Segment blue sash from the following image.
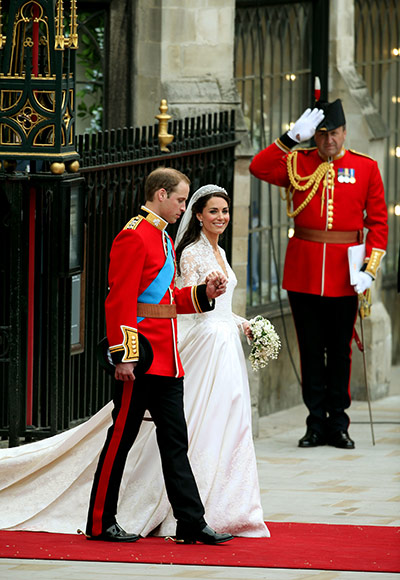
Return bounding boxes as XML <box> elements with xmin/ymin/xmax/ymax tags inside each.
<box><xmin>137</xmin><ymin>233</ymin><xmax>175</xmax><ymax>323</ymax></box>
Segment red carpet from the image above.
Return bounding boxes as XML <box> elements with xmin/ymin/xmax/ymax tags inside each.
<box><xmin>0</xmin><ymin>522</ymin><xmax>399</xmax><ymax>572</ymax></box>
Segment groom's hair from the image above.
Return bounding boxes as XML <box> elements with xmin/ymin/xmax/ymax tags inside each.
<box><xmin>144</xmin><ymin>167</ymin><xmax>190</xmax><ymax>201</ymax></box>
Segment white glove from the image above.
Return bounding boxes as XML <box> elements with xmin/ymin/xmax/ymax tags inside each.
<box><xmin>353</xmin><ymin>271</ymin><xmax>373</xmax><ymax>294</ymax></box>
<box><xmin>287</xmin><ymin>108</ymin><xmax>325</xmax><ymax>143</ymax></box>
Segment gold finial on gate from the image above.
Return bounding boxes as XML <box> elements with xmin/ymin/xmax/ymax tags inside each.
<box><xmin>55</xmin><ymin>0</ymin><xmax>65</xmax><ymax>50</ymax></box>
<box><xmin>68</xmin><ymin>0</ymin><xmax>79</xmax><ymax>49</ymax></box>
<box><xmin>55</xmin><ymin>1</ymin><xmax>78</xmax><ymax>50</ymax></box>
<box><xmin>155</xmin><ymin>99</ymin><xmax>174</xmax><ymax>152</ymax></box>
<box><xmin>0</xmin><ymin>0</ymin><xmax>6</xmax><ymax>49</ymax></box>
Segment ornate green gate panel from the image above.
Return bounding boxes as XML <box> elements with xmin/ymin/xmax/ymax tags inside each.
<box><xmin>0</xmin><ymin>0</ymin><xmax>79</xmax><ymax>171</ymax></box>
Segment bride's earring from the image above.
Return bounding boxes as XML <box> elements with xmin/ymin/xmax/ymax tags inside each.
<box><xmin>199</xmin><ymin>220</ymin><xmax>203</xmax><ymax>227</ymax></box>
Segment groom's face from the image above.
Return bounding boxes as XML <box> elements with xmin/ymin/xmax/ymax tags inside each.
<box><xmin>159</xmin><ymin>180</ymin><xmax>190</xmax><ymax>224</ymax></box>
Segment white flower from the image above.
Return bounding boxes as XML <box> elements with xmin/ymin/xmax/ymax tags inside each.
<box><xmin>248</xmin><ymin>315</ymin><xmax>281</xmax><ymax>371</ymax></box>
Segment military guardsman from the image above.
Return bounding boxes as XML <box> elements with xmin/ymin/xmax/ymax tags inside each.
<box><xmin>86</xmin><ymin>167</ymin><xmax>233</xmax><ymax>544</ymax></box>
<box><xmin>250</xmin><ymin>99</ymin><xmax>388</xmax><ymax>449</ymax></box>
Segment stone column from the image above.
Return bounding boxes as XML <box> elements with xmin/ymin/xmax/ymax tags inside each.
<box><xmin>104</xmin><ymin>0</ymin><xmax>136</xmax><ymax>129</ymax></box>
<box><xmin>159</xmin><ymin>0</ymin><xmax>236</xmax><ymax>117</ymax></box>
<box><xmin>131</xmin><ymin>0</ymin><xmax>162</xmax><ymax>126</ymax></box>
<box><xmin>330</xmin><ymin>0</ymin><xmax>391</xmax><ymax>400</ymax></box>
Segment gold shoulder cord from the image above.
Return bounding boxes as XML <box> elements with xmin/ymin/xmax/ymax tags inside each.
<box><xmin>283</xmin><ymin>151</ymin><xmax>334</xmax><ymax>218</ymax></box>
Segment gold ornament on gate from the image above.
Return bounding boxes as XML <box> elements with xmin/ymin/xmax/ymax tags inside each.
<box><xmin>67</xmin><ymin>160</ymin><xmax>80</xmax><ymax>173</ymax></box>
<box><xmin>50</xmin><ymin>162</ymin><xmax>65</xmax><ymax>175</ymax></box>
<box><xmin>155</xmin><ymin>99</ymin><xmax>174</xmax><ymax>152</ymax></box>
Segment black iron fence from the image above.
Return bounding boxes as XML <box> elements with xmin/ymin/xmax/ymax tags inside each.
<box><xmin>0</xmin><ymin>110</ymin><xmax>238</xmax><ymax>446</ymax></box>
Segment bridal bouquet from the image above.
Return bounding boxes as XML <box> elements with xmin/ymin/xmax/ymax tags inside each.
<box><xmin>248</xmin><ymin>315</ymin><xmax>281</xmax><ymax>371</ymax></box>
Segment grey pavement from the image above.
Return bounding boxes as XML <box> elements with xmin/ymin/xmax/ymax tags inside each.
<box><xmin>1</xmin><ymin>367</ymin><xmax>399</xmax><ymax>580</ymax></box>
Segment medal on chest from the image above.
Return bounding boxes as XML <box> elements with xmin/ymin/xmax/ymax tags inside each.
<box><xmin>337</xmin><ymin>168</ymin><xmax>356</xmax><ymax>184</ymax></box>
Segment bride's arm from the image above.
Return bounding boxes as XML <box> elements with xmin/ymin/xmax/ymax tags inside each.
<box><xmin>177</xmin><ymin>246</ymin><xmax>204</xmax><ymax>287</ymax></box>
<box><xmin>176</xmin><ymin>247</ymin><xmax>202</xmax><ymax>344</ymax></box>
<box><xmin>232</xmin><ymin>313</ymin><xmax>253</xmax><ymax>340</ymax></box>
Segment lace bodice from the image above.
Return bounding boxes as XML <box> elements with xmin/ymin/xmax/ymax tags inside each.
<box><xmin>176</xmin><ymin>232</ymin><xmax>245</xmax><ymax>328</ymax></box>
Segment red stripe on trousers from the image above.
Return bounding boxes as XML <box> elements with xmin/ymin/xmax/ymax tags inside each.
<box><xmin>91</xmin><ymin>382</ymin><xmax>133</xmax><ymax>536</ymax></box>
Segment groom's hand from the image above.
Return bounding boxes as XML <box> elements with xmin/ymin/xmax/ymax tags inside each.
<box><xmin>205</xmin><ymin>271</ymin><xmax>227</xmax><ymax>299</ymax></box>
<box><xmin>115</xmin><ymin>361</ymin><xmax>137</xmax><ymax>382</ymax></box>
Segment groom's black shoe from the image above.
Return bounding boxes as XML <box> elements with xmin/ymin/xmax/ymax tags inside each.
<box><xmin>298</xmin><ymin>428</ymin><xmax>326</xmax><ymax>448</ymax></box>
<box><xmin>175</xmin><ymin>523</ymin><xmax>233</xmax><ymax>545</ymax></box>
<box><xmin>87</xmin><ymin>522</ymin><xmax>140</xmax><ymax>542</ymax></box>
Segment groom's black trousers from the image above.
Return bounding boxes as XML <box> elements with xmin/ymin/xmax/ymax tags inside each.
<box><xmin>86</xmin><ymin>374</ymin><xmax>206</xmax><ymax>536</ymax></box>
<box><xmin>288</xmin><ymin>291</ymin><xmax>358</xmax><ymax>436</ymax></box>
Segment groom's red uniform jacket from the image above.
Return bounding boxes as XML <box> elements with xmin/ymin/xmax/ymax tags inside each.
<box><xmin>105</xmin><ymin>206</ymin><xmax>213</xmax><ymax>378</ymax></box>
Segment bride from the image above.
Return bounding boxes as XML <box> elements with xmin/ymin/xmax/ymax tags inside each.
<box><xmin>0</xmin><ymin>185</ymin><xmax>269</xmax><ymax>539</ymax></box>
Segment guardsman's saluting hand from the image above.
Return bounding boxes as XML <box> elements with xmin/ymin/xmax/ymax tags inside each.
<box><xmin>287</xmin><ymin>107</ymin><xmax>325</xmax><ymax>143</ymax></box>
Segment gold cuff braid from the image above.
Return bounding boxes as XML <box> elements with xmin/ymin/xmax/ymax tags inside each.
<box><xmin>121</xmin><ymin>325</ymin><xmax>139</xmax><ymax>361</ymax></box>
<box><xmin>109</xmin><ymin>325</ymin><xmax>139</xmax><ymax>362</ymax></box>
<box><xmin>364</xmin><ymin>248</ymin><xmax>386</xmax><ymax>279</ymax></box>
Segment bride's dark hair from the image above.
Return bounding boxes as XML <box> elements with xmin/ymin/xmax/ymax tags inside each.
<box><xmin>175</xmin><ymin>191</ymin><xmax>230</xmax><ymax>275</ymax></box>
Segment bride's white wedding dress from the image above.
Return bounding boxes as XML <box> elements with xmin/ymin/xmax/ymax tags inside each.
<box><xmin>0</xmin><ymin>232</ymin><xmax>269</xmax><ymax>538</ymax></box>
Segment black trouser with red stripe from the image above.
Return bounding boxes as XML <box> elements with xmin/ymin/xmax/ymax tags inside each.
<box><xmin>288</xmin><ymin>291</ymin><xmax>358</xmax><ymax>437</ymax></box>
<box><xmin>86</xmin><ymin>374</ymin><xmax>206</xmax><ymax>537</ymax></box>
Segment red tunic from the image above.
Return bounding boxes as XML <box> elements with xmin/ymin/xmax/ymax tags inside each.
<box><xmin>249</xmin><ymin>139</ymin><xmax>388</xmax><ymax>297</ymax></box>
<box><xmin>105</xmin><ymin>207</ymin><xmax>213</xmax><ymax>377</ymax></box>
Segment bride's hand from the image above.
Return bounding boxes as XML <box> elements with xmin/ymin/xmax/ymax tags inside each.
<box><xmin>242</xmin><ymin>321</ymin><xmax>253</xmax><ymax>340</ymax></box>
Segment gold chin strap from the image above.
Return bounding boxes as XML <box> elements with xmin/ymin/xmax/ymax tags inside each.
<box><xmin>364</xmin><ymin>248</ymin><xmax>386</xmax><ymax>279</ymax></box>
<box><xmin>284</xmin><ymin>151</ymin><xmax>334</xmax><ymax>218</ymax></box>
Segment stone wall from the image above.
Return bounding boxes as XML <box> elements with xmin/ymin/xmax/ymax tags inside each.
<box><xmin>131</xmin><ymin>0</ymin><xmax>162</xmax><ymax>126</ymax></box>
<box><xmin>131</xmin><ymin>0</ymin><xmax>238</xmax><ymax>126</ymax></box>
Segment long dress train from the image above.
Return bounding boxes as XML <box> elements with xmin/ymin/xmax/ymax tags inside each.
<box><xmin>0</xmin><ymin>231</ymin><xmax>269</xmax><ymax>538</ymax></box>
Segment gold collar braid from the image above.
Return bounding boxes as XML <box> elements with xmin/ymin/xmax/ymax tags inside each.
<box><xmin>283</xmin><ymin>151</ymin><xmax>334</xmax><ymax>218</ymax></box>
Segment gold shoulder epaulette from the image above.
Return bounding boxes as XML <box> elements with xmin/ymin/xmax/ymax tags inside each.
<box><xmin>124</xmin><ymin>215</ymin><xmax>144</xmax><ymax>230</ymax></box>
<box><xmin>349</xmin><ymin>149</ymin><xmax>375</xmax><ymax>161</ymax></box>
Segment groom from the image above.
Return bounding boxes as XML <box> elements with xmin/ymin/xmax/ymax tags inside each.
<box><xmin>86</xmin><ymin>167</ymin><xmax>233</xmax><ymax>544</ymax></box>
